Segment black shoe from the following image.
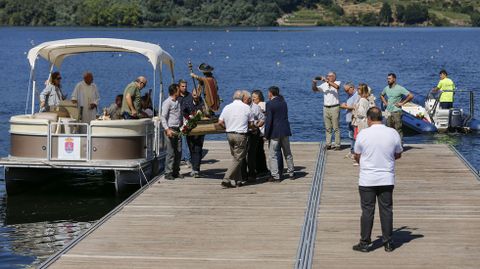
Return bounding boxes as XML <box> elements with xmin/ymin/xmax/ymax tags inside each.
<box><xmin>237</xmin><ymin>180</ymin><xmax>247</xmax><ymax>187</ymax></box>
<box><xmin>352</xmin><ymin>242</ymin><xmax>370</xmax><ymax>253</ymax></box>
<box><xmin>384</xmin><ymin>241</ymin><xmax>395</xmax><ymax>252</ymax></box>
<box><xmin>164</xmin><ymin>174</ymin><xmax>175</xmax><ymax>180</ymax></box>
<box><xmin>334</xmin><ymin>146</ymin><xmax>341</xmax><ymax>151</ymax></box>
<box><xmin>173</xmin><ymin>173</ymin><xmax>184</xmax><ymax>179</ymax></box>
<box><xmin>221</xmin><ymin>180</ymin><xmax>235</xmax><ymax>188</ymax></box>
<box><xmin>288</xmin><ymin>172</ymin><xmax>295</xmax><ymax>180</ymax></box>
<box><xmin>270</xmin><ymin>177</ymin><xmax>282</xmax><ymax>183</ymax></box>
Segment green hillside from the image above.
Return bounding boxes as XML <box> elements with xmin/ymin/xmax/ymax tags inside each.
<box><xmin>0</xmin><ymin>0</ymin><xmax>479</xmax><ymax>27</ymax></box>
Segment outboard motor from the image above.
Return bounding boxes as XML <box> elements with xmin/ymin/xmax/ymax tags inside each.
<box><xmin>449</xmin><ymin>108</ymin><xmax>463</xmax><ymax>128</ymax></box>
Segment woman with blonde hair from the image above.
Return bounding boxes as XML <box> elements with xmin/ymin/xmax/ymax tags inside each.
<box><xmin>353</xmin><ymin>83</ymin><xmax>376</xmax><ymax>138</ymax></box>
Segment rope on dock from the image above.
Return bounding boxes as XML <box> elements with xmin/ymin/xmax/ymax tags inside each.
<box><xmin>448</xmin><ymin>145</ymin><xmax>480</xmax><ymax>182</ymax></box>
<box><xmin>294</xmin><ymin>142</ymin><xmax>327</xmax><ymax>269</ymax></box>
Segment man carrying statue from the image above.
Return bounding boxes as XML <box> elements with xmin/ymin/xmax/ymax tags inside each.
<box><xmin>189</xmin><ymin>63</ymin><xmax>221</xmax><ymax>115</ymax></box>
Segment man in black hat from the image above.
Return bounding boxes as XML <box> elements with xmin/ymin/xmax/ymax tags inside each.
<box><xmin>190</xmin><ymin>63</ymin><xmax>221</xmax><ymax>114</ymax></box>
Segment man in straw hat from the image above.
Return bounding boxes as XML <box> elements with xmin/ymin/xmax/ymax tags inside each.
<box><xmin>190</xmin><ymin>63</ymin><xmax>221</xmax><ymax>114</ymax></box>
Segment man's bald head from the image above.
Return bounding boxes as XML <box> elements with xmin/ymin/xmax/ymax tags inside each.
<box><xmin>135</xmin><ymin>76</ymin><xmax>147</xmax><ymax>89</ymax></box>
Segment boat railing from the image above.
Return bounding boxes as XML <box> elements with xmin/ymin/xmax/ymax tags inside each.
<box><xmin>48</xmin><ymin>122</ymin><xmax>90</xmax><ymax>161</ymax></box>
<box><xmin>46</xmin><ymin>119</ymin><xmax>157</xmax><ymax>162</ymax></box>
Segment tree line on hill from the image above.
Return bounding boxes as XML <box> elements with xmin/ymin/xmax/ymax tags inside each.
<box><xmin>0</xmin><ymin>0</ymin><xmax>320</xmax><ymax>27</ymax></box>
<box><xmin>0</xmin><ymin>0</ymin><xmax>479</xmax><ymax>27</ymax></box>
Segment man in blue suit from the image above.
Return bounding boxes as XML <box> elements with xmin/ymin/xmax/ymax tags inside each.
<box><xmin>265</xmin><ymin>86</ymin><xmax>295</xmax><ymax>181</ymax></box>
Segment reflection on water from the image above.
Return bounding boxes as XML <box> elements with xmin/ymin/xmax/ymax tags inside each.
<box><xmin>0</xmin><ymin>171</ymin><xmax>130</xmax><ymax>268</ymax></box>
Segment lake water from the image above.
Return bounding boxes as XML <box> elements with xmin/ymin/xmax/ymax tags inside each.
<box><xmin>1</xmin><ymin>27</ymin><xmax>480</xmax><ymax>268</ymax></box>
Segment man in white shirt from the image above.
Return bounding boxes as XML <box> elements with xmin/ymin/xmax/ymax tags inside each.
<box><xmin>312</xmin><ymin>72</ymin><xmax>341</xmax><ymax>150</ymax></box>
<box><xmin>352</xmin><ymin>107</ymin><xmax>403</xmax><ymax>253</ymax></box>
<box><xmin>218</xmin><ymin>90</ymin><xmax>254</xmax><ymax>188</ymax></box>
<box><xmin>72</xmin><ymin>71</ymin><xmax>100</xmax><ymax>124</ymax></box>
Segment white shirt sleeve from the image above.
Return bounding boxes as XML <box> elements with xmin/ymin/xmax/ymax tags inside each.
<box><xmin>219</xmin><ymin>107</ymin><xmax>226</xmax><ymax>121</ymax></box>
<box><xmin>161</xmin><ymin>100</ymin><xmax>170</xmax><ymax>130</ymax></box>
<box><xmin>317</xmin><ymin>83</ymin><xmax>328</xmax><ymax>92</ymax></box>
<box><xmin>71</xmin><ymin>83</ymin><xmax>80</xmax><ymax>101</ymax></box>
<box><xmin>394</xmin><ymin>131</ymin><xmax>403</xmax><ymax>153</ymax></box>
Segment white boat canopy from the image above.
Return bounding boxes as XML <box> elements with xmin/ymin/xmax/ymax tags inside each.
<box><xmin>27</xmin><ymin>38</ymin><xmax>174</xmax><ymax>71</ymax></box>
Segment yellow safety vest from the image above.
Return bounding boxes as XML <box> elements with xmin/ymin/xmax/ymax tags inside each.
<box><xmin>437</xmin><ymin>78</ymin><xmax>455</xmax><ymax>103</ymax></box>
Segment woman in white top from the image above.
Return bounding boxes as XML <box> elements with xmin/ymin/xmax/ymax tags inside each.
<box><xmin>353</xmin><ymin>83</ymin><xmax>376</xmax><ymax>135</ymax></box>
<box><xmin>39</xmin><ymin>71</ymin><xmax>65</xmax><ymax>112</ymax></box>
<box><xmin>252</xmin><ymin>90</ymin><xmax>269</xmax><ymax>175</ymax></box>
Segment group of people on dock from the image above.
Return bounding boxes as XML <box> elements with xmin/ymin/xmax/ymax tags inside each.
<box><xmin>313</xmin><ymin>70</ymin><xmax>455</xmax><ymax>164</ymax></box>
<box><xmin>312</xmin><ymin>69</ymin><xmax>455</xmax><ymax>253</ymax></box>
<box><xmin>160</xmin><ymin>63</ymin><xmax>294</xmax><ymax>186</ymax></box>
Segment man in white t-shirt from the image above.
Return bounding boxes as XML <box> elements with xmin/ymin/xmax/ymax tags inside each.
<box><xmin>218</xmin><ymin>90</ymin><xmax>254</xmax><ymax>188</ymax></box>
<box><xmin>312</xmin><ymin>72</ymin><xmax>341</xmax><ymax>150</ymax></box>
<box><xmin>352</xmin><ymin>106</ymin><xmax>403</xmax><ymax>253</ymax></box>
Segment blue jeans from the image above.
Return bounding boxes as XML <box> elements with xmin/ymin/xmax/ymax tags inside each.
<box><xmin>181</xmin><ymin>137</ymin><xmax>191</xmax><ymax>161</ymax></box>
<box><xmin>348</xmin><ymin>122</ymin><xmax>355</xmax><ymax>153</ymax></box>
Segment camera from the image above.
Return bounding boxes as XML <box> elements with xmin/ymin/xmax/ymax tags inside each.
<box><xmin>315</xmin><ymin>76</ymin><xmax>324</xmax><ymax>81</ymax></box>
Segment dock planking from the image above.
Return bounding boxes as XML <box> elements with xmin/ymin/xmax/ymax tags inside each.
<box><xmin>43</xmin><ymin>142</ymin><xmax>480</xmax><ymax>268</ymax></box>
<box><xmin>46</xmin><ymin>141</ymin><xmax>319</xmax><ymax>269</ymax></box>
<box><xmin>313</xmin><ymin>144</ymin><xmax>480</xmax><ymax>269</ymax></box>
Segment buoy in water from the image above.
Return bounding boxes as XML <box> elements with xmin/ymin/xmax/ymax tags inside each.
<box><xmin>276</xmin><ymin>61</ymin><xmax>281</xmax><ymax>66</ymax></box>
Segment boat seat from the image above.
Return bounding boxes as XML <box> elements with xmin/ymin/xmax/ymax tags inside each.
<box><xmin>32</xmin><ymin>112</ymin><xmax>58</xmax><ymax>122</ymax></box>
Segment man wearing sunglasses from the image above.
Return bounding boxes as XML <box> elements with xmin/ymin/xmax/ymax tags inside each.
<box><xmin>121</xmin><ymin>76</ymin><xmax>147</xmax><ymax>119</ymax></box>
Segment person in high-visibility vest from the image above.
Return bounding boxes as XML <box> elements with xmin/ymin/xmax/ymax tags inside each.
<box><xmin>432</xmin><ymin>69</ymin><xmax>455</xmax><ymax>109</ymax></box>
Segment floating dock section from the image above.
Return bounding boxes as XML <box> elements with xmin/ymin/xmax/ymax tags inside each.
<box><xmin>40</xmin><ymin>142</ymin><xmax>480</xmax><ymax>269</ymax></box>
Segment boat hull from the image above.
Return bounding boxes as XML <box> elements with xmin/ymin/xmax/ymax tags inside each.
<box><xmin>401</xmin><ymin>112</ymin><xmax>438</xmax><ymax>134</ymax></box>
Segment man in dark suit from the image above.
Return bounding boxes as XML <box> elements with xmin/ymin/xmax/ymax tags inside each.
<box><xmin>265</xmin><ymin>86</ymin><xmax>295</xmax><ymax>182</ymax></box>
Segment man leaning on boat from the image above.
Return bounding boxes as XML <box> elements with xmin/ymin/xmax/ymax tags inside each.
<box><xmin>121</xmin><ymin>76</ymin><xmax>147</xmax><ymax>119</ymax></box>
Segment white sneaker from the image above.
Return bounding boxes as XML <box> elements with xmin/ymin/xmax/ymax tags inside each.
<box><xmin>353</xmin><ymin>162</ymin><xmax>359</xmax><ymax>166</ymax></box>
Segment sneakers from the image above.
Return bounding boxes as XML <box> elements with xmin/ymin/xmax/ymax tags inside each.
<box><xmin>352</xmin><ymin>242</ymin><xmax>370</xmax><ymax>253</ymax></box>
<box><xmin>221</xmin><ymin>179</ymin><xmax>236</xmax><ymax>188</ymax></box>
<box><xmin>334</xmin><ymin>145</ymin><xmax>341</xmax><ymax>151</ymax></box>
<box><xmin>190</xmin><ymin>171</ymin><xmax>200</xmax><ymax>178</ymax></box>
<box><xmin>288</xmin><ymin>171</ymin><xmax>295</xmax><ymax>180</ymax></box>
<box><xmin>353</xmin><ymin>162</ymin><xmax>359</xmax><ymax>166</ymax></box>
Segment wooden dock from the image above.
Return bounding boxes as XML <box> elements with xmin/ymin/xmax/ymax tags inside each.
<box><xmin>42</xmin><ymin>142</ymin><xmax>480</xmax><ymax>269</ymax></box>
<box><xmin>313</xmin><ymin>144</ymin><xmax>480</xmax><ymax>269</ymax></box>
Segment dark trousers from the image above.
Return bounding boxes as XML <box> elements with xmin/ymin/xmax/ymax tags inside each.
<box><xmin>242</xmin><ymin>133</ymin><xmax>258</xmax><ymax>180</ymax></box>
<box><xmin>359</xmin><ymin>185</ymin><xmax>394</xmax><ymax>244</ymax></box>
<box><xmin>164</xmin><ymin>133</ymin><xmax>182</xmax><ymax>176</ymax></box>
<box><xmin>187</xmin><ymin>135</ymin><xmax>205</xmax><ymax>172</ymax></box>
<box><xmin>440</xmin><ymin>102</ymin><xmax>453</xmax><ymax>109</ymax></box>
<box><xmin>255</xmin><ymin>136</ymin><xmax>269</xmax><ymax>174</ymax></box>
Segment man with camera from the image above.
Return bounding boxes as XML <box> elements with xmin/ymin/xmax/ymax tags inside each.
<box><xmin>312</xmin><ymin>72</ymin><xmax>341</xmax><ymax>150</ymax></box>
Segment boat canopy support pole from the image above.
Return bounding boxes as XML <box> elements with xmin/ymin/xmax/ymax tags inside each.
<box><xmin>152</xmin><ymin>66</ymin><xmax>156</xmax><ymax>112</ymax></box>
<box><xmin>158</xmin><ymin>65</ymin><xmax>163</xmax><ymax>116</ymax></box>
<box><xmin>27</xmin><ymin>68</ymin><xmax>34</xmax><ymax>114</ymax></box>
